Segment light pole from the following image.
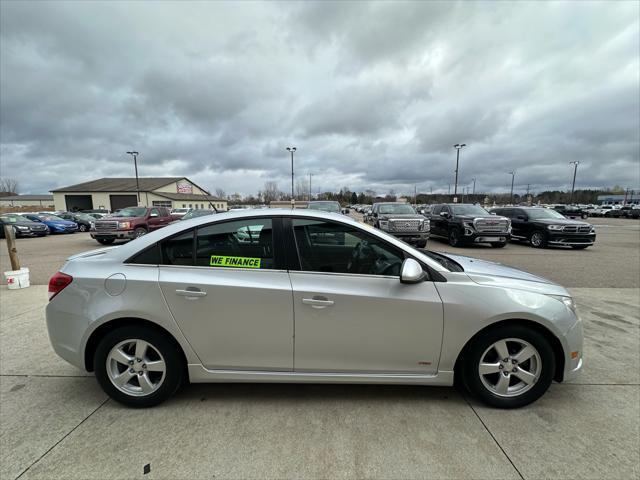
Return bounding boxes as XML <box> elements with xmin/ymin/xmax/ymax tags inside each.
<box><xmin>126</xmin><ymin>151</ymin><xmax>140</xmax><ymax>204</ymax></box>
<box><xmin>453</xmin><ymin>144</ymin><xmax>466</xmax><ymax>201</ymax></box>
<box><xmin>286</xmin><ymin>147</ymin><xmax>296</xmax><ymax>202</ymax></box>
<box><xmin>569</xmin><ymin>161</ymin><xmax>579</xmax><ymax>204</ymax></box>
<box><xmin>508</xmin><ymin>171</ymin><xmax>516</xmax><ymax>205</ymax></box>
<box><xmin>308</xmin><ymin>173</ymin><xmax>313</xmax><ymax>201</ymax></box>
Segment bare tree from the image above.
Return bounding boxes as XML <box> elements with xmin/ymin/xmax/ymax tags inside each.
<box><xmin>295</xmin><ymin>178</ymin><xmax>307</xmax><ymax>200</ymax></box>
<box><xmin>0</xmin><ymin>177</ymin><xmax>18</xmax><ymax>196</ymax></box>
<box><xmin>261</xmin><ymin>181</ymin><xmax>280</xmax><ymax>203</ymax></box>
<box><xmin>214</xmin><ymin>188</ymin><xmax>226</xmax><ymax>199</ymax></box>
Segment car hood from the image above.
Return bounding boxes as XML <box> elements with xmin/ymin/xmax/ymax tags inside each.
<box><xmin>530</xmin><ymin>218</ymin><xmax>590</xmax><ymax>226</ymax></box>
<box><xmin>6</xmin><ymin>221</ymin><xmax>42</xmax><ymax>228</ymax></box>
<box><xmin>378</xmin><ymin>213</ymin><xmax>424</xmax><ymax>220</ymax></box>
<box><xmin>441</xmin><ymin>252</ymin><xmax>569</xmax><ymax>296</ymax></box>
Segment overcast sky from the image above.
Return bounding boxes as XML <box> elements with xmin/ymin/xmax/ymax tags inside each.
<box><xmin>1</xmin><ymin>1</ymin><xmax>639</xmax><ymax>197</ymax></box>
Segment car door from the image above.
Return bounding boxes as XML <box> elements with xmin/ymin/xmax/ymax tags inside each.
<box><xmin>158</xmin><ymin>217</ymin><xmax>294</xmax><ymax>371</ymax></box>
<box><xmin>287</xmin><ymin>217</ymin><xmax>444</xmax><ymax>374</ymax></box>
<box><xmin>146</xmin><ymin>208</ymin><xmax>164</xmax><ymax>231</ymax></box>
<box><xmin>509</xmin><ymin>209</ymin><xmax>528</xmax><ymax>239</ymax></box>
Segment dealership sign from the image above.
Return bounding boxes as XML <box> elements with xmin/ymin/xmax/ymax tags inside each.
<box><xmin>177</xmin><ymin>182</ymin><xmax>192</xmax><ymax>194</ymax></box>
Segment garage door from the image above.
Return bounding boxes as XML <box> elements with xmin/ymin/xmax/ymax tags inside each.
<box><xmin>65</xmin><ymin>195</ymin><xmax>93</xmax><ymax>212</ymax></box>
<box><xmin>110</xmin><ymin>195</ymin><xmax>138</xmax><ymax>211</ymax></box>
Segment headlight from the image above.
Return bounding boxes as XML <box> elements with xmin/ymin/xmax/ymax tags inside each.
<box><xmin>548</xmin><ymin>295</ymin><xmax>577</xmax><ymax>313</ymax></box>
<box><xmin>548</xmin><ymin>225</ymin><xmax>564</xmax><ymax>231</ymax></box>
<box><xmin>590</xmin><ymin>226</ymin><xmax>596</xmax><ymax>233</ymax></box>
<box><xmin>378</xmin><ymin>220</ymin><xmax>389</xmax><ymax>230</ymax></box>
<box><xmin>118</xmin><ymin>221</ymin><xmax>131</xmax><ymax>229</ymax></box>
<box><xmin>423</xmin><ymin>219</ymin><xmax>430</xmax><ymax>230</ymax></box>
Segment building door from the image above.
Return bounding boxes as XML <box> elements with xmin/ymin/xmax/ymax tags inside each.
<box><xmin>64</xmin><ymin>195</ymin><xmax>93</xmax><ymax>212</ymax></box>
<box><xmin>109</xmin><ymin>195</ymin><xmax>138</xmax><ymax>211</ymax></box>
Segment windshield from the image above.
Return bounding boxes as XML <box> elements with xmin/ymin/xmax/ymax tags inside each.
<box><xmin>37</xmin><ymin>214</ymin><xmax>64</xmax><ymax>221</ymax></box>
<box><xmin>422</xmin><ymin>251</ymin><xmax>464</xmax><ymax>272</ymax></box>
<box><xmin>112</xmin><ymin>207</ymin><xmax>147</xmax><ymax>217</ymax></box>
<box><xmin>526</xmin><ymin>208</ymin><xmax>566</xmax><ymax>219</ymax></box>
<box><xmin>451</xmin><ymin>205</ymin><xmax>489</xmax><ymax>216</ymax></box>
<box><xmin>308</xmin><ymin>202</ymin><xmax>341</xmax><ymax>213</ymax></box>
<box><xmin>378</xmin><ymin>204</ymin><xmax>416</xmax><ymax>214</ymax></box>
<box><xmin>182</xmin><ymin>209</ymin><xmax>215</xmax><ymax>220</ymax></box>
<box><xmin>1</xmin><ymin>215</ymin><xmax>29</xmax><ymax>223</ymax></box>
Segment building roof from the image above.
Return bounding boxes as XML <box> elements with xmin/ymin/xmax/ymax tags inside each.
<box><xmin>154</xmin><ymin>192</ymin><xmax>225</xmax><ymax>202</ymax></box>
<box><xmin>51</xmin><ymin>177</ymin><xmax>185</xmax><ymax>193</ymax></box>
<box><xmin>0</xmin><ymin>194</ymin><xmax>53</xmax><ymax>201</ymax></box>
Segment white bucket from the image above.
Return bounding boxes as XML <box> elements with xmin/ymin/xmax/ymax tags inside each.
<box><xmin>4</xmin><ymin>268</ymin><xmax>30</xmax><ymax>289</ymax></box>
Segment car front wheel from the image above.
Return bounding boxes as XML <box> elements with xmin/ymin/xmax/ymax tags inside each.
<box><xmin>529</xmin><ymin>230</ymin><xmax>548</xmax><ymax>248</ymax></box>
<box><xmin>461</xmin><ymin>325</ymin><xmax>555</xmax><ymax>408</ymax></box>
<box><xmin>134</xmin><ymin>227</ymin><xmax>147</xmax><ymax>238</ymax></box>
<box><xmin>94</xmin><ymin>326</ymin><xmax>183</xmax><ymax>407</ymax></box>
<box><xmin>448</xmin><ymin>227</ymin><xmax>462</xmax><ymax>247</ymax></box>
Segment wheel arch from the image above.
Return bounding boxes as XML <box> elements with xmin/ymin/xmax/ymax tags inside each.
<box><xmin>453</xmin><ymin>318</ymin><xmax>566</xmax><ymax>383</ymax></box>
<box><xmin>84</xmin><ymin>317</ymin><xmax>188</xmax><ymax>375</ymax></box>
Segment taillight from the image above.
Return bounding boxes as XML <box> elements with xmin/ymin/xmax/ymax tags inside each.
<box><xmin>48</xmin><ymin>272</ymin><xmax>73</xmax><ymax>300</ymax></box>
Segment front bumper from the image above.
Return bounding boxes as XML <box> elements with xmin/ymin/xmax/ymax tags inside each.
<box><xmin>562</xmin><ymin>316</ymin><xmax>584</xmax><ymax>381</ymax></box>
<box><xmin>462</xmin><ymin>228</ymin><xmax>510</xmax><ymax>243</ymax></box>
<box><xmin>91</xmin><ymin>230</ymin><xmax>136</xmax><ymax>240</ymax></box>
<box><xmin>383</xmin><ymin>231</ymin><xmax>430</xmax><ymax>244</ymax></box>
<box><xmin>547</xmin><ymin>232</ymin><xmax>596</xmax><ymax>246</ymax></box>
<box><xmin>15</xmin><ymin>229</ymin><xmax>48</xmax><ymax>237</ymax></box>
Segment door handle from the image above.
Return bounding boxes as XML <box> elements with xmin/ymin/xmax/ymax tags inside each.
<box><xmin>175</xmin><ymin>288</ymin><xmax>207</xmax><ymax>298</ymax></box>
<box><xmin>302</xmin><ymin>297</ymin><xmax>334</xmax><ymax>308</ymax></box>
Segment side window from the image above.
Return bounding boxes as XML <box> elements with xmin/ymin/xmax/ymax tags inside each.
<box><xmin>195</xmin><ymin>218</ymin><xmax>274</xmax><ymax>269</ymax></box>
<box><xmin>160</xmin><ymin>229</ymin><xmax>194</xmax><ymax>266</ymax></box>
<box><xmin>432</xmin><ymin>205</ymin><xmax>441</xmax><ymax>215</ymax></box>
<box><xmin>150</xmin><ymin>208</ymin><xmax>160</xmax><ymax>217</ymax></box>
<box><xmin>128</xmin><ymin>244</ymin><xmax>161</xmax><ymax>264</ymax></box>
<box><xmin>292</xmin><ymin>219</ymin><xmax>404</xmax><ymax>276</ymax></box>
<box><xmin>442</xmin><ymin>206</ymin><xmax>451</xmax><ymax>215</ymax></box>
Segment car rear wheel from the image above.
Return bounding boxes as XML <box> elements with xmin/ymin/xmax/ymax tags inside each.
<box><xmin>529</xmin><ymin>230</ymin><xmax>547</xmax><ymax>248</ymax></box>
<box><xmin>461</xmin><ymin>325</ymin><xmax>555</xmax><ymax>408</ymax></box>
<box><xmin>96</xmin><ymin>238</ymin><xmax>115</xmax><ymax>245</ymax></box>
<box><xmin>448</xmin><ymin>227</ymin><xmax>462</xmax><ymax>247</ymax></box>
<box><xmin>415</xmin><ymin>240</ymin><xmax>427</xmax><ymax>248</ymax></box>
<box><xmin>94</xmin><ymin>326</ymin><xmax>183</xmax><ymax>407</ymax></box>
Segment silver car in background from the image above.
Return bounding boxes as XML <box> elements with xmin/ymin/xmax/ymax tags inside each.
<box><xmin>46</xmin><ymin>209</ymin><xmax>582</xmax><ymax>408</ymax></box>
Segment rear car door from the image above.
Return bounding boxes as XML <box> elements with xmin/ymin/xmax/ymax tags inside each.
<box><xmin>158</xmin><ymin>217</ymin><xmax>294</xmax><ymax>370</ymax></box>
<box><xmin>287</xmin><ymin>217</ymin><xmax>444</xmax><ymax>374</ymax></box>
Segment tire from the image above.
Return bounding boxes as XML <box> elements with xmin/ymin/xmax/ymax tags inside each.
<box><xmin>491</xmin><ymin>242</ymin><xmax>507</xmax><ymax>248</ymax></box>
<box><xmin>571</xmin><ymin>245</ymin><xmax>589</xmax><ymax>249</ymax></box>
<box><xmin>78</xmin><ymin>224</ymin><xmax>88</xmax><ymax>232</ymax></box>
<box><xmin>415</xmin><ymin>240</ymin><xmax>427</xmax><ymax>249</ymax></box>
<box><xmin>448</xmin><ymin>227</ymin><xmax>462</xmax><ymax>247</ymax></box>
<box><xmin>460</xmin><ymin>325</ymin><xmax>555</xmax><ymax>408</ymax></box>
<box><xmin>529</xmin><ymin>230</ymin><xmax>548</xmax><ymax>248</ymax></box>
<box><xmin>96</xmin><ymin>238</ymin><xmax>115</xmax><ymax>245</ymax></box>
<box><xmin>134</xmin><ymin>227</ymin><xmax>147</xmax><ymax>238</ymax></box>
<box><xmin>94</xmin><ymin>325</ymin><xmax>184</xmax><ymax>408</ymax></box>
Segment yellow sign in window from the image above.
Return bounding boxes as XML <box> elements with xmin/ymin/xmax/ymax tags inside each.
<box><xmin>209</xmin><ymin>255</ymin><xmax>261</xmax><ymax>269</ymax></box>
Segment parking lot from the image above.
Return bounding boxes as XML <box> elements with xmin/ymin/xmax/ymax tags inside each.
<box><xmin>1</xmin><ymin>217</ymin><xmax>638</xmax><ymax>479</ymax></box>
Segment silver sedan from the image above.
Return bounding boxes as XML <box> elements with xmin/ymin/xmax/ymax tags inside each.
<box><xmin>46</xmin><ymin>209</ymin><xmax>582</xmax><ymax>408</ymax></box>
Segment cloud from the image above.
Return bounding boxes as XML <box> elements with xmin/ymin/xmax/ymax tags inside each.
<box><xmin>1</xmin><ymin>0</ymin><xmax>638</xmax><ymax>197</ymax></box>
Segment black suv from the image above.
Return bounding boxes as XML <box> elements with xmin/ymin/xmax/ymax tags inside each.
<box><xmin>367</xmin><ymin>202</ymin><xmax>429</xmax><ymax>248</ymax></box>
<box><xmin>551</xmin><ymin>205</ymin><xmax>587</xmax><ymax>219</ymax></box>
<box><xmin>429</xmin><ymin>204</ymin><xmax>510</xmax><ymax>247</ymax></box>
<box><xmin>491</xmin><ymin>206</ymin><xmax>596</xmax><ymax>249</ymax></box>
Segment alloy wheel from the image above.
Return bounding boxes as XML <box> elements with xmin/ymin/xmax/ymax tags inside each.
<box><xmin>530</xmin><ymin>232</ymin><xmax>544</xmax><ymax>247</ymax></box>
<box><xmin>478</xmin><ymin>338</ymin><xmax>541</xmax><ymax>397</ymax></box>
<box><xmin>106</xmin><ymin>339</ymin><xmax>166</xmax><ymax>396</ymax></box>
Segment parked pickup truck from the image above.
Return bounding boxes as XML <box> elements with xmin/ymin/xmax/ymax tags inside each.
<box><xmin>429</xmin><ymin>203</ymin><xmax>511</xmax><ymax>247</ymax></box>
<box><xmin>91</xmin><ymin>206</ymin><xmax>175</xmax><ymax>244</ymax></box>
<box><xmin>366</xmin><ymin>202</ymin><xmax>429</xmax><ymax>248</ymax></box>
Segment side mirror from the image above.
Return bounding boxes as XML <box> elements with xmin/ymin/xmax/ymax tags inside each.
<box><xmin>440</xmin><ymin>211</ymin><xmax>449</xmax><ymax>217</ymax></box>
<box><xmin>516</xmin><ymin>215</ymin><xmax>526</xmax><ymax>221</ymax></box>
<box><xmin>341</xmin><ymin>208</ymin><xmax>350</xmax><ymax>214</ymax></box>
<box><xmin>400</xmin><ymin>258</ymin><xmax>426</xmax><ymax>284</ymax></box>
<box><xmin>373</xmin><ymin>212</ymin><xmax>378</xmax><ymax>217</ymax></box>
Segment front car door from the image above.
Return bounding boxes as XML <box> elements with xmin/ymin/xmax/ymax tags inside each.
<box><xmin>287</xmin><ymin>217</ymin><xmax>444</xmax><ymax>374</ymax></box>
<box><xmin>158</xmin><ymin>217</ymin><xmax>293</xmax><ymax>370</ymax></box>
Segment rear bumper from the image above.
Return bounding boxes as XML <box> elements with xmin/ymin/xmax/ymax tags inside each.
<box><xmin>91</xmin><ymin>230</ymin><xmax>136</xmax><ymax>240</ymax></box>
